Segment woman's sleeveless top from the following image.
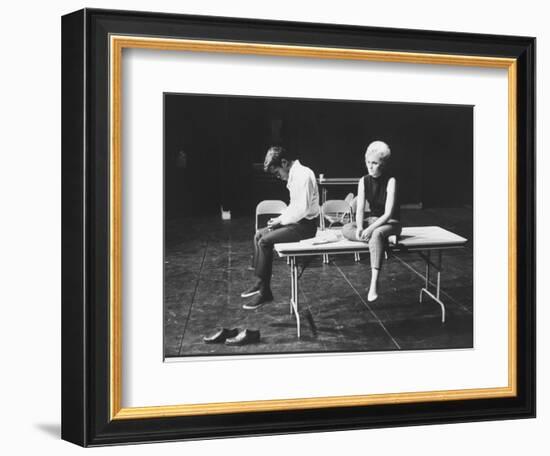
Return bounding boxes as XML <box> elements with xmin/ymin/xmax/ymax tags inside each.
<box><xmin>363</xmin><ymin>174</ymin><xmax>400</xmax><ymax>220</ymax></box>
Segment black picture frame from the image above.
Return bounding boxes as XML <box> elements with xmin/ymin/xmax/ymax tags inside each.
<box><xmin>61</xmin><ymin>8</ymin><xmax>535</xmax><ymax>447</ymax></box>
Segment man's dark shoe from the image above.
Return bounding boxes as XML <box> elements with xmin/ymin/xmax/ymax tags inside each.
<box><xmin>242</xmin><ymin>291</ymin><xmax>273</xmax><ymax>310</ymax></box>
<box><xmin>241</xmin><ymin>284</ymin><xmax>261</xmax><ymax>298</ymax></box>
<box><xmin>203</xmin><ymin>327</ymin><xmax>240</xmax><ymax>344</ymax></box>
<box><xmin>225</xmin><ymin>329</ymin><xmax>261</xmax><ymax>346</ymax></box>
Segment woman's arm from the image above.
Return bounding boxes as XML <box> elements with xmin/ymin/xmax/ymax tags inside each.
<box><xmin>355</xmin><ymin>177</ymin><xmax>365</xmax><ymax>238</ymax></box>
<box><xmin>360</xmin><ymin>177</ymin><xmax>397</xmax><ymax>240</ymax></box>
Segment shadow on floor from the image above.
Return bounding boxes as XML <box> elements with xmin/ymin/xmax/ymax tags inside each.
<box><xmin>34</xmin><ymin>423</ymin><xmax>60</xmax><ymax>439</ymax></box>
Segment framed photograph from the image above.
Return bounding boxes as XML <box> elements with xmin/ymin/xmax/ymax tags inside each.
<box><xmin>62</xmin><ymin>8</ymin><xmax>535</xmax><ymax>446</ymax></box>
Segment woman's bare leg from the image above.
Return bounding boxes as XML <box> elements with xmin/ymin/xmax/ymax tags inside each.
<box><xmin>368</xmin><ymin>268</ymin><xmax>380</xmax><ymax>302</ymax></box>
<box><xmin>367</xmin><ymin>222</ymin><xmax>401</xmax><ymax>301</ymax></box>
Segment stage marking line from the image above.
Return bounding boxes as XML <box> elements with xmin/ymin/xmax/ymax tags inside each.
<box><xmin>177</xmin><ymin>241</ymin><xmax>209</xmax><ymax>356</ymax></box>
<box><xmin>332</xmin><ymin>262</ymin><xmax>401</xmax><ymax>350</ymax></box>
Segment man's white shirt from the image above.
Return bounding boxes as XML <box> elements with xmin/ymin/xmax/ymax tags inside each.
<box><xmin>278</xmin><ymin>160</ymin><xmax>320</xmax><ymax>225</ymax></box>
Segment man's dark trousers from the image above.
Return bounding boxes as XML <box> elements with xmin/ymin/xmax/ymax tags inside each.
<box><xmin>253</xmin><ymin>218</ymin><xmax>317</xmax><ymax>286</ymax></box>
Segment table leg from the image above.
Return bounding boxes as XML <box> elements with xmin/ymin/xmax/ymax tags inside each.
<box><xmin>425</xmin><ymin>251</ymin><xmax>430</xmax><ymax>289</ymax></box>
<box><xmin>294</xmin><ymin>258</ymin><xmax>301</xmax><ymax>338</ymax></box>
<box><xmin>289</xmin><ymin>256</ymin><xmax>301</xmax><ymax>338</ymax></box>
<box><xmin>419</xmin><ymin>250</ymin><xmax>446</xmax><ymax>323</ymax></box>
<box><xmin>289</xmin><ymin>256</ymin><xmax>294</xmax><ymax>315</ymax></box>
<box><xmin>420</xmin><ymin>251</ymin><xmax>429</xmax><ymax>302</ymax></box>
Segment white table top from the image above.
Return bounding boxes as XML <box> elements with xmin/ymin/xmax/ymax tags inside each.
<box><xmin>274</xmin><ymin>226</ymin><xmax>468</xmax><ymax>256</ymax></box>
<box><xmin>317</xmin><ymin>177</ymin><xmax>360</xmax><ymax>186</ymax></box>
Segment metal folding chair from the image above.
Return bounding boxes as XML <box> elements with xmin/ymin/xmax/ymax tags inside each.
<box><xmin>255</xmin><ymin>200</ymin><xmax>289</xmax><ymax>264</ymax></box>
<box><xmin>320</xmin><ymin>200</ymin><xmax>351</xmax><ymax>263</ymax></box>
<box><xmin>255</xmin><ymin>200</ymin><xmax>287</xmax><ymax>232</ymax></box>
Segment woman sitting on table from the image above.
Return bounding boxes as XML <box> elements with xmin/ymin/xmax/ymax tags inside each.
<box><xmin>342</xmin><ymin>140</ymin><xmax>401</xmax><ymax>302</ymax></box>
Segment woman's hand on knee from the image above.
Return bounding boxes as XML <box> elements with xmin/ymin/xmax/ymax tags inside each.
<box><xmin>361</xmin><ymin>227</ymin><xmax>373</xmax><ymax>242</ymax></box>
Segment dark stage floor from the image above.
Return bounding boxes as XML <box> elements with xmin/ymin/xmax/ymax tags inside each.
<box><xmin>164</xmin><ymin>208</ymin><xmax>473</xmax><ymax>358</ymax></box>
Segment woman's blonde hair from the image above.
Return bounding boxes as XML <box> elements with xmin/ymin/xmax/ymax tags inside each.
<box><xmin>365</xmin><ymin>140</ymin><xmax>391</xmax><ymax>165</ymax></box>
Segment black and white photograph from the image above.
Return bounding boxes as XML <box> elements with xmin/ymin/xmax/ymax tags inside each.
<box><xmin>164</xmin><ymin>93</ymin><xmax>473</xmax><ymax>358</ymax></box>
<box><xmin>2</xmin><ymin>0</ymin><xmax>538</xmax><ymax>453</ymax></box>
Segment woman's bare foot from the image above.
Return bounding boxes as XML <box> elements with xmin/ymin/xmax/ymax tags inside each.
<box><xmin>368</xmin><ymin>268</ymin><xmax>380</xmax><ymax>301</ymax></box>
<box><xmin>367</xmin><ymin>288</ymin><xmax>378</xmax><ymax>302</ymax></box>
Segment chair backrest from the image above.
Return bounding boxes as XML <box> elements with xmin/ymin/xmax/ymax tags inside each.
<box><xmin>321</xmin><ymin>200</ymin><xmax>351</xmax><ymax>228</ymax></box>
<box><xmin>344</xmin><ymin>192</ymin><xmax>354</xmax><ymax>204</ymax></box>
<box><xmin>350</xmin><ymin>195</ymin><xmax>370</xmax><ymax>214</ymax></box>
<box><xmin>255</xmin><ymin>200</ymin><xmax>287</xmax><ymax>231</ymax></box>
<box><xmin>350</xmin><ymin>196</ymin><xmax>358</xmax><ymax>214</ymax></box>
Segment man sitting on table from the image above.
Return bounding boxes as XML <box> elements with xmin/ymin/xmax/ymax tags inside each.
<box><xmin>241</xmin><ymin>146</ymin><xmax>320</xmax><ymax>310</ymax></box>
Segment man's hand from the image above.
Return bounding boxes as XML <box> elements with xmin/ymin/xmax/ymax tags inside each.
<box><xmin>267</xmin><ymin>218</ymin><xmax>282</xmax><ymax>230</ymax></box>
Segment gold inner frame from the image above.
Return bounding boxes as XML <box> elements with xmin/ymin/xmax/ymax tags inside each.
<box><xmin>109</xmin><ymin>35</ymin><xmax>518</xmax><ymax>420</ymax></box>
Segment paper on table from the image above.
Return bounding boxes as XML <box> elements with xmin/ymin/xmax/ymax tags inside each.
<box><xmin>306</xmin><ymin>230</ymin><xmax>343</xmax><ymax>245</ymax></box>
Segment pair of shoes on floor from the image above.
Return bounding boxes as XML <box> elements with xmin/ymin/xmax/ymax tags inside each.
<box><xmin>242</xmin><ymin>290</ymin><xmax>273</xmax><ymax>310</ymax></box>
<box><xmin>203</xmin><ymin>327</ymin><xmax>239</xmax><ymax>344</ymax></box>
<box><xmin>225</xmin><ymin>328</ymin><xmax>260</xmax><ymax>346</ymax></box>
<box><xmin>202</xmin><ymin>327</ymin><xmax>260</xmax><ymax>346</ymax></box>
<box><xmin>241</xmin><ymin>284</ymin><xmax>261</xmax><ymax>298</ymax></box>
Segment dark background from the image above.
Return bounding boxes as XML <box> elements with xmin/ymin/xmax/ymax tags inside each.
<box><xmin>164</xmin><ymin>93</ymin><xmax>473</xmax><ymax>219</ymax></box>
